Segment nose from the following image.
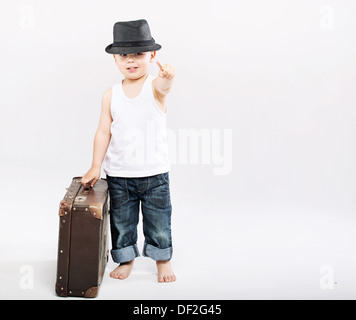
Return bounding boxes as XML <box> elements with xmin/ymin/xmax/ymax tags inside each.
<box><xmin>127</xmin><ymin>54</ymin><xmax>136</xmax><ymax>61</ymax></box>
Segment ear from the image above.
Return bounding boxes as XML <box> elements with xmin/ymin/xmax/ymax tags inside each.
<box><xmin>150</xmin><ymin>51</ymin><xmax>156</xmax><ymax>62</ymax></box>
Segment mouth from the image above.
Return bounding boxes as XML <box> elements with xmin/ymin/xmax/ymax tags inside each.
<box><xmin>127</xmin><ymin>66</ymin><xmax>138</xmax><ymax>72</ymax></box>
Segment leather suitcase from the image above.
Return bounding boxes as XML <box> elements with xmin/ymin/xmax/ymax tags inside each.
<box><xmin>55</xmin><ymin>177</ymin><xmax>109</xmax><ymax>298</ymax></box>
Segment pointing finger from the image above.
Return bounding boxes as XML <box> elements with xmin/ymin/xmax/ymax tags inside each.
<box><xmin>156</xmin><ymin>61</ymin><xmax>164</xmax><ymax>71</ymax></box>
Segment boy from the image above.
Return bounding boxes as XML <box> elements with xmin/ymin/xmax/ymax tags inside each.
<box><xmin>81</xmin><ymin>19</ymin><xmax>176</xmax><ymax>282</ymax></box>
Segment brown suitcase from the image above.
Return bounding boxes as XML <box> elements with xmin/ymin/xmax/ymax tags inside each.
<box><xmin>55</xmin><ymin>177</ymin><xmax>109</xmax><ymax>298</ymax></box>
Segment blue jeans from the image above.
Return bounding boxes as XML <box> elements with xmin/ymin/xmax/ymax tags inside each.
<box><xmin>106</xmin><ymin>172</ymin><xmax>172</xmax><ymax>264</ymax></box>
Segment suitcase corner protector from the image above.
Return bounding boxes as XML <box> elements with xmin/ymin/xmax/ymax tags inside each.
<box><xmin>59</xmin><ymin>200</ymin><xmax>72</xmax><ymax>217</ymax></box>
<box><xmin>55</xmin><ymin>282</ymin><xmax>68</xmax><ymax>297</ymax></box>
<box><xmin>84</xmin><ymin>286</ymin><xmax>99</xmax><ymax>298</ymax></box>
<box><xmin>89</xmin><ymin>203</ymin><xmax>104</xmax><ymax>220</ymax></box>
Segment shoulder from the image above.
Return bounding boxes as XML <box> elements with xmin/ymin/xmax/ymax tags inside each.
<box><xmin>102</xmin><ymin>88</ymin><xmax>112</xmax><ymax>101</ymax></box>
<box><xmin>101</xmin><ymin>88</ymin><xmax>112</xmax><ymax>112</ymax></box>
<box><xmin>151</xmin><ymin>78</ymin><xmax>167</xmax><ymax>114</ymax></box>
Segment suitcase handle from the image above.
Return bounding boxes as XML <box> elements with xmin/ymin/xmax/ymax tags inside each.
<box><xmin>75</xmin><ymin>185</ymin><xmax>92</xmax><ymax>202</ymax></box>
<box><xmin>83</xmin><ymin>186</ymin><xmax>93</xmax><ymax>193</ymax></box>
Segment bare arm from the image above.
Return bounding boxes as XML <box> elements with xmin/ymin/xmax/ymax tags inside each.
<box><xmin>81</xmin><ymin>89</ymin><xmax>112</xmax><ymax>188</ymax></box>
<box><xmin>153</xmin><ymin>61</ymin><xmax>176</xmax><ymax>96</ymax></box>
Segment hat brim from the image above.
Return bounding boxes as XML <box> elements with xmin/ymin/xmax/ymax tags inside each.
<box><xmin>105</xmin><ymin>43</ymin><xmax>161</xmax><ymax>54</ymax></box>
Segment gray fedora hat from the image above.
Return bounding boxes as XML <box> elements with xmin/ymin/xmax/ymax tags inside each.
<box><xmin>105</xmin><ymin>19</ymin><xmax>161</xmax><ymax>54</ymax></box>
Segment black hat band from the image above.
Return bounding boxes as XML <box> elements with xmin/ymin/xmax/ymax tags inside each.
<box><xmin>112</xmin><ymin>38</ymin><xmax>155</xmax><ymax>47</ymax></box>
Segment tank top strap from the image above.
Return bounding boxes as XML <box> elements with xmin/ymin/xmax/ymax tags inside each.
<box><xmin>112</xmin><ymin>82</ymin><xmax>121</xmax><ymax>99</ymax></box>
<box><xmin>141</xmin><ymin>74</ymin><xmax>155</xmax><ymax>97</ymax></box>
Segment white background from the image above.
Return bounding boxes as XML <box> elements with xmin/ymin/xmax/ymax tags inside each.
<box><xmin>0</xmin><ymin>0</ymin><xmax>356</xmax><ymax>299</ymax></box>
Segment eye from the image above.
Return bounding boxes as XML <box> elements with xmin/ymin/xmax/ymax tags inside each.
<box><xmin>119</xmin><ymin>54</ymin><xmax>126</xmax><ymax>57</ymax></box>
<box><xmin>135</xmin><ymin>52</ymin><xmax>143</xmax><ymax>55</ymax></box>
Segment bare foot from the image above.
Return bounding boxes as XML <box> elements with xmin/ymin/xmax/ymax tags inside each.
<box><xmin>156</xmin><ymin>260</ymin><xmax>176</xmax><ymax>283</ymax></box>
<box><xmin>110</xmin><ymin>260</ymin><xmax>134</xmax><ymax>280</ymax></box>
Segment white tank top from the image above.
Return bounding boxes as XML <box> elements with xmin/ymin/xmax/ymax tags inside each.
<box><xmin>103</xmin><ymin>73</ymin><xmax>170</xmax><ymax>177</ymax></box>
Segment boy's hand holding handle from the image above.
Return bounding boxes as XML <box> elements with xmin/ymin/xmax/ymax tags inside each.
<box><xmin>81</xmin><ymin>167</ymin><xmax>101</xmax><ymax>188</ymax></box>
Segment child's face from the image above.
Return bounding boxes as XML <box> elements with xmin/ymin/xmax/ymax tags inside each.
<box><xmin>113</xmin><ymin>51</ymin><xmax>156</xmax><ymax>79</ymax></box>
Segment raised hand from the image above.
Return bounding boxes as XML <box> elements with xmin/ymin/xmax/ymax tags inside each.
<box><xmin>156</xmin><ymin>61</ymin><xmax>176</xmax><ymax>80</ymax></box>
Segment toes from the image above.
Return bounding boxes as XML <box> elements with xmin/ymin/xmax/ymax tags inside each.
<box><xmin>110</xmin><ymin>271</ymin><xmax>126</xmax><ymax>279</ymax></box>
<box><xmin>168</xmin><ymin>274</ymin><xmax>176</xmax><ymax>282</ymax></box>
<box><xmin>158</xmin><ymin>274</ymin><xmax>176</xmax><ymax>282</ymax></box>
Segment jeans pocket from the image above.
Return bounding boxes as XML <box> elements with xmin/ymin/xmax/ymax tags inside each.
<box><xmin>107</xmin><ymin>176</ymin><xmax>129</xmax><ymax>209</ymax></box>
<box><xmin>111</xmin><ymin>193</ymin><xmax>129</xmax><ymax>209</ymax></box>
<box><xmin>161</xmin><ymin>172</ymin><xmax>169</xmax><ymax>184</ymax></box>
<box><xmin>148</xmin><ymin>181</ymin><xmax>171</xmax><ymax>209</ymax></box>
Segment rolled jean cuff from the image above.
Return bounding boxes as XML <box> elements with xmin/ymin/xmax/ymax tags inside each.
<box><xmin>111</xmin><ymin>244</ymin><xmax>140</xmax><ymax>263</ymax></box>
<box><xmin>142</xmin><ymin>242</ymin><xmax>173</xmax><ymax>261</ymax></box>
